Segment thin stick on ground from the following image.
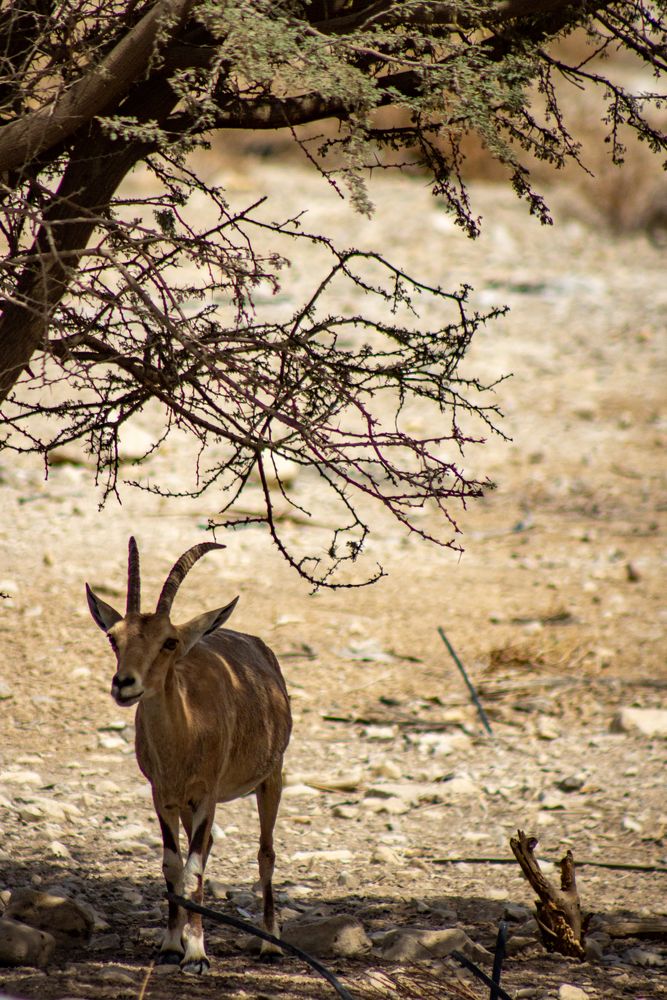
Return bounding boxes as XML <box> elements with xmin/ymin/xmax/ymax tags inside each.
<box><xmin>167</xmin><ymin>893</ymin><xmax>356</xmax><ymax>1000</ymax></box>
<box><xmin>437</xmin><ymin>626</ymin><xmax>493</xmax><ymax>735</ymax></box>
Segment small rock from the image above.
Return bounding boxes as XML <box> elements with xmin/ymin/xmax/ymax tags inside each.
<box><xmin>363</xmin><ymin>796</ymin><xmax>410</xmax><ymax>816</ymax></box>
<box><xmin>282</xmin><ymin>783</ymin><xmax>320</xmax><ymax>798</ymax></box>
<box><xmin>152</xmin><ymin>961</ymin><xmax>179</xmax><ymax>975</ymax></box>
<box><xmin>536</xmin><ymin>716</ymin><xmax>560</xmax><ymax>740</ymax></box>
<box><xmin>0</xmin><ymin>918</ymin><xmax>55</xmax><ymax>967</ymax></box>
<box><xmin>362</xmin><ymin>725</ymin><xmax>398</xmax><ymax>741</ymax></box>
<box><xmin>97</xmin><ymin>966</ymin><xmax>136</xmax><ymax>985</ymax></box>
<box><xmin>558</xmin><ymin>986</ymin><xmax>589</xmax><ymax>1000</ymax></box>
<box><xmin>371</xmin><ymin>845</ymin><xmax>401</xmax><ymax>865</ymax></box>
<box><xmin>364</xmin><ymin>781</ymin><xmax>449</xmax><ymax>807</ymax></box>
<box><xmin>370</xmin><ymin>759</ymin><xmax>402</xmax><ymax>780</ymax></box>
<box><xmin>0</xmin><ymin>769</ymin><xmax>44</xmax><ymax>787</ymax></box>
<box><xmin>4</xmin><ymin>889</ymin><xmax>94</xmax><ymax>945</ymax></box>
<box><xmin>98</xmin><ymin>734</ymin><xmax>126</xmax><ymax>751</ymax></box>
<box><xmin>504</xmin><ymin>903</ymin><xmax>531</xmax><ymax>922</ymax></box>
<box><xmin>407</xmin><ymin>732</ymin><xmax>470</xmax><ymax>756</ymax></box>
<box><xmin>226</xmin><ymin>888</ymin><xmax>257</xmax><ymax>910</ymax></box>
<box><xmin>99</xmin><ymin>719</ymin><xmax>130</xmax><ymax>732</ymax></box>
<box><xmin>558</xmin><ymin>774</ymin><xmax>585</xmax><ymax>792</ymax></box>
<box><xmin>291</xmin><ymin>849</ymin><xmax>354</xmax><ymax>864</ymax></box>
<box><xmin>252</xmin><ymin>456</ymin><xmax>300</xmax><ymax>488</ymax></box>
<box><xmin>622</xmin><ymin>946</ymin><xmax>665</xmax><ymax>967</ymax></box>
<box><xmin>89</xmin><ymin>932</ymin><xmax>122</xmax><ymax>952</ymax></box>
<box><xmin>611</xmin><ymin>707</ymin><xmax>667</xmax><ymax>738</ymax></box>
<box><xmin>442</xmin><ymin>774</ymin><xmax>478</xmax><ymax>796</ymax></box>
<box><xmin>18</xmin><ymin>804</ymin><xmax>46</xmax><ymax>823</ymax></box>
<box><xmin>16</xmin><ymin>795</ymin><xmax>81</xmax><ymax>823</ymax></box>
<box><xmin>117</xmin><ymin>426</ymin><xmax>154</xmax><ymax>463</ymax></box>
<box><xmin>120</xmin><ymin>889</ymin><xmax>143</xmax><ymax>905</ymax></box>
<box><xmin>621</xmin><ymin>815</ymin><xmax>643</xmax><ymax>833</ymax></box>
<box><xmin>539</xmin><ymin>792</ymin><xmax>565</xmax><ymax>810</ymax></box>
<box><xmin>48</xmin><ymin>841</ymin><xmax>72</xmax><ymax>860</ymax></box>
<box><xmin>332</xmin><ymin>804</ymin><xmax>359</xmax><ymax>820</ymax></box>
<box><xmin>585</xmin><ymin>936</ymin><xmax>605</xmax><ymax>961</ymax></box>
<box><xmin>105</xmin><ymin>822</ymin><xmax>149</xmax><ymax>842</ymax></box>
<box><xmin>281</xmin><ymin>915</ymin><xmax>371</xmax><ymax>958</ymax></box>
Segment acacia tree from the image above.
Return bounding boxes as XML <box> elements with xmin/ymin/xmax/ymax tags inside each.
<box><xmin>0</xmin><ymin>1</ymin><xmax>665</xmax><ymax>585</ymax></box>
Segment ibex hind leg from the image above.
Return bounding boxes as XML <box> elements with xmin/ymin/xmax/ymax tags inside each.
<box><xmin>255</xmin><ymin>763</ymin><xmax>284</xmax><ymax>960</ymax></box>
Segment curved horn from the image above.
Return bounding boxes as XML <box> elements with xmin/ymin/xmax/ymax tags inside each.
<box><xmin>126</xmin><ymin>536</ymin><xmax>141</xmax><ymax>614</ymax></box>
<box><xmin>156</xmin><ymin>542</ymin><xmax>225</xmax><ymax>615</ymax></box>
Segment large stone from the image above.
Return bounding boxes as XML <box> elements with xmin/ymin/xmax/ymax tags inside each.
<box><xmin>0</xmin><ymin>918</ymin><xmax>55</xmax><ymax>967</ymax></box>
<box><xmin>4</xmin><ymin>889</ymin><xmax>94</xmax><ymax>947</ymax></box>
<box><xmin>611</xmin><ymin>708</ymin><xmax>667</xmax><ymax>738</ymax></box>
<box><xmin>377</xmin><ymin>926</ymin><xmax>489</xmax><ymax>963</ymax></box>
<box><xmin>282</xmin><ymin>915</ymin><xmax>372</xmax><ymax>958</ymax></box>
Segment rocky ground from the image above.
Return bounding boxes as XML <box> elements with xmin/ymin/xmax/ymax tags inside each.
<box><xmin>0</xmin><ymin>156</ymin><xmax>666</xmax><ymax>1000</ymax></box>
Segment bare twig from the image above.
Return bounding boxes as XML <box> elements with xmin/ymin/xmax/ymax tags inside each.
<box><xmin>449</xmin><ymin>950</ymin><xmax>512</xmax><ymax>1000</ymax></box>
<box><xmin>490</xmin><ymin>920</ymin><xmax>508</xmax><ymax>1000</ymax></box>
<box><xmin>437</xmin><ymin>627</ymin><xmax>493</xmax><ymax>735</ymax></box>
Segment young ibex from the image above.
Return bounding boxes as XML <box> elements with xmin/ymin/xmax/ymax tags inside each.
<box><xmin>86</xmin><ymin>538</ymin><xmax>292</xmax><ymax>974</ymax></box>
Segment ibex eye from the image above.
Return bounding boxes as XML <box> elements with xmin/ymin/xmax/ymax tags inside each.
<box><xmin>108</xmin><ymin>636</ymin><xmax>118</xmax><ymax>651</ymax></box>
<box><xmin>162</xmin><ymin>637</ymin><xmax>178</xmax><ymax>651</ymax></box>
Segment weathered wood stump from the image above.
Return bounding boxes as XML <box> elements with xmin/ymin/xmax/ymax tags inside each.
<box><xmin>510</xmin><ymin>829</ymin><xmax>588</xmax><ymax>960</ymax></box>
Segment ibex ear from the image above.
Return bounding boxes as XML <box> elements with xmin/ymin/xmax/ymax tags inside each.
<box><xmin>177</xmin><ymin>597</ymin><xmax>239</xmax><ymax>656</ymax></box>
<box><xmin>86</xmin><ymin>584</ymin><xmax>123</xmax><ymax>632</ymax></box>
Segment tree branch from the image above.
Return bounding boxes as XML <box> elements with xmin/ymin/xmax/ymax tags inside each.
<box><xmin>0</xmin><ymin>0</ymin><xmax>192</xmax><ymax>173</ymax></box>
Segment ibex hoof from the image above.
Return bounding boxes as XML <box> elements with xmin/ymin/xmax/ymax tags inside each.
<box><xmin>259</xmin><ymin>944</ymin><xmax>283</xmax><ymax>963</ymax></box>
<box><xmin>157</xmin><ymin>948</ymin><xmax>184</xmax><ymax>965</ymax></box>
<box><xmin>181</xmin><ymin>957</ymin><xmax>211</xmax><ymax>975</ymax></box>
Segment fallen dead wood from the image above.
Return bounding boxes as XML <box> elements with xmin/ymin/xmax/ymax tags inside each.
<box><xmin>509</xmin><ymin>830</ymin><xmax>588</xmax><ymax>960</ymax></box>
<box><xmin>599</xmin><ymin>918</ymin><xmax>667</xmax><ymax>939</ymax></box>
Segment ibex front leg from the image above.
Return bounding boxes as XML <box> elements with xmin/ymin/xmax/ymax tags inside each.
<box><xmin>156</xmin><ymin>804</ymin><xmax>187</xmax><ymax>966</ymax></box>
<box><xmin>179</xmin><ymin>798</ymin><xmax>215</xmax><ymax>974</ymax></box>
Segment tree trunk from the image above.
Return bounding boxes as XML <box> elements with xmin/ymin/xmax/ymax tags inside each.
<box><xmin>0</xmin><ymin>74</ymin><xmax>178</xmax><ymax>404</ymax></box>
<box><xmin>0</xmin><ymin>139</ymin><xmax>143</xmax><ymax>402</ymax></box>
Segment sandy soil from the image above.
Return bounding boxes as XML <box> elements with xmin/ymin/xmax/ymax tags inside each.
<box><xmin>0</xmin><ymin>158</ymin><xmax>666</xmax><ymax>1000</ymax></box>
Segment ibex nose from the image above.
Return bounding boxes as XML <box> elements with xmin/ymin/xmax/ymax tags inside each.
<box><xmin>111</xmin><ymin>673</ymin><xmax>143</xmax><ymax>706</ymax></box>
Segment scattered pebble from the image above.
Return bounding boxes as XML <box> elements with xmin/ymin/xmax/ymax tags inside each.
<box><xmin>612</xmin><ymin>707</ymin><xmax>667</xmax><ymax>738</ymax></box>
<box><xmin>558</xmin><ymin>988</ymin><xmax>589</xmax><ymax>1000</ymax></box>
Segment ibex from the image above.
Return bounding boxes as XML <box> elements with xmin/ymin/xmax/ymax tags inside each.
<box><xmin>86</xmin><ymin>538</ymin><xmax>292</xmax><ymax>974</ymax></box>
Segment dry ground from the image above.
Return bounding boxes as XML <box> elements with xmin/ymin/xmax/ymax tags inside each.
<box><xmin>0</xmin><ymin>157</ymin><xmax>666</xmax><ymax>1000</ymax></box>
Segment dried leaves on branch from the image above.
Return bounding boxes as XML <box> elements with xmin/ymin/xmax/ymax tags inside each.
<box><xmin>0</xmin><ymin>1</ymin><xmax>665</xmax><ymax>584</ymax></box>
